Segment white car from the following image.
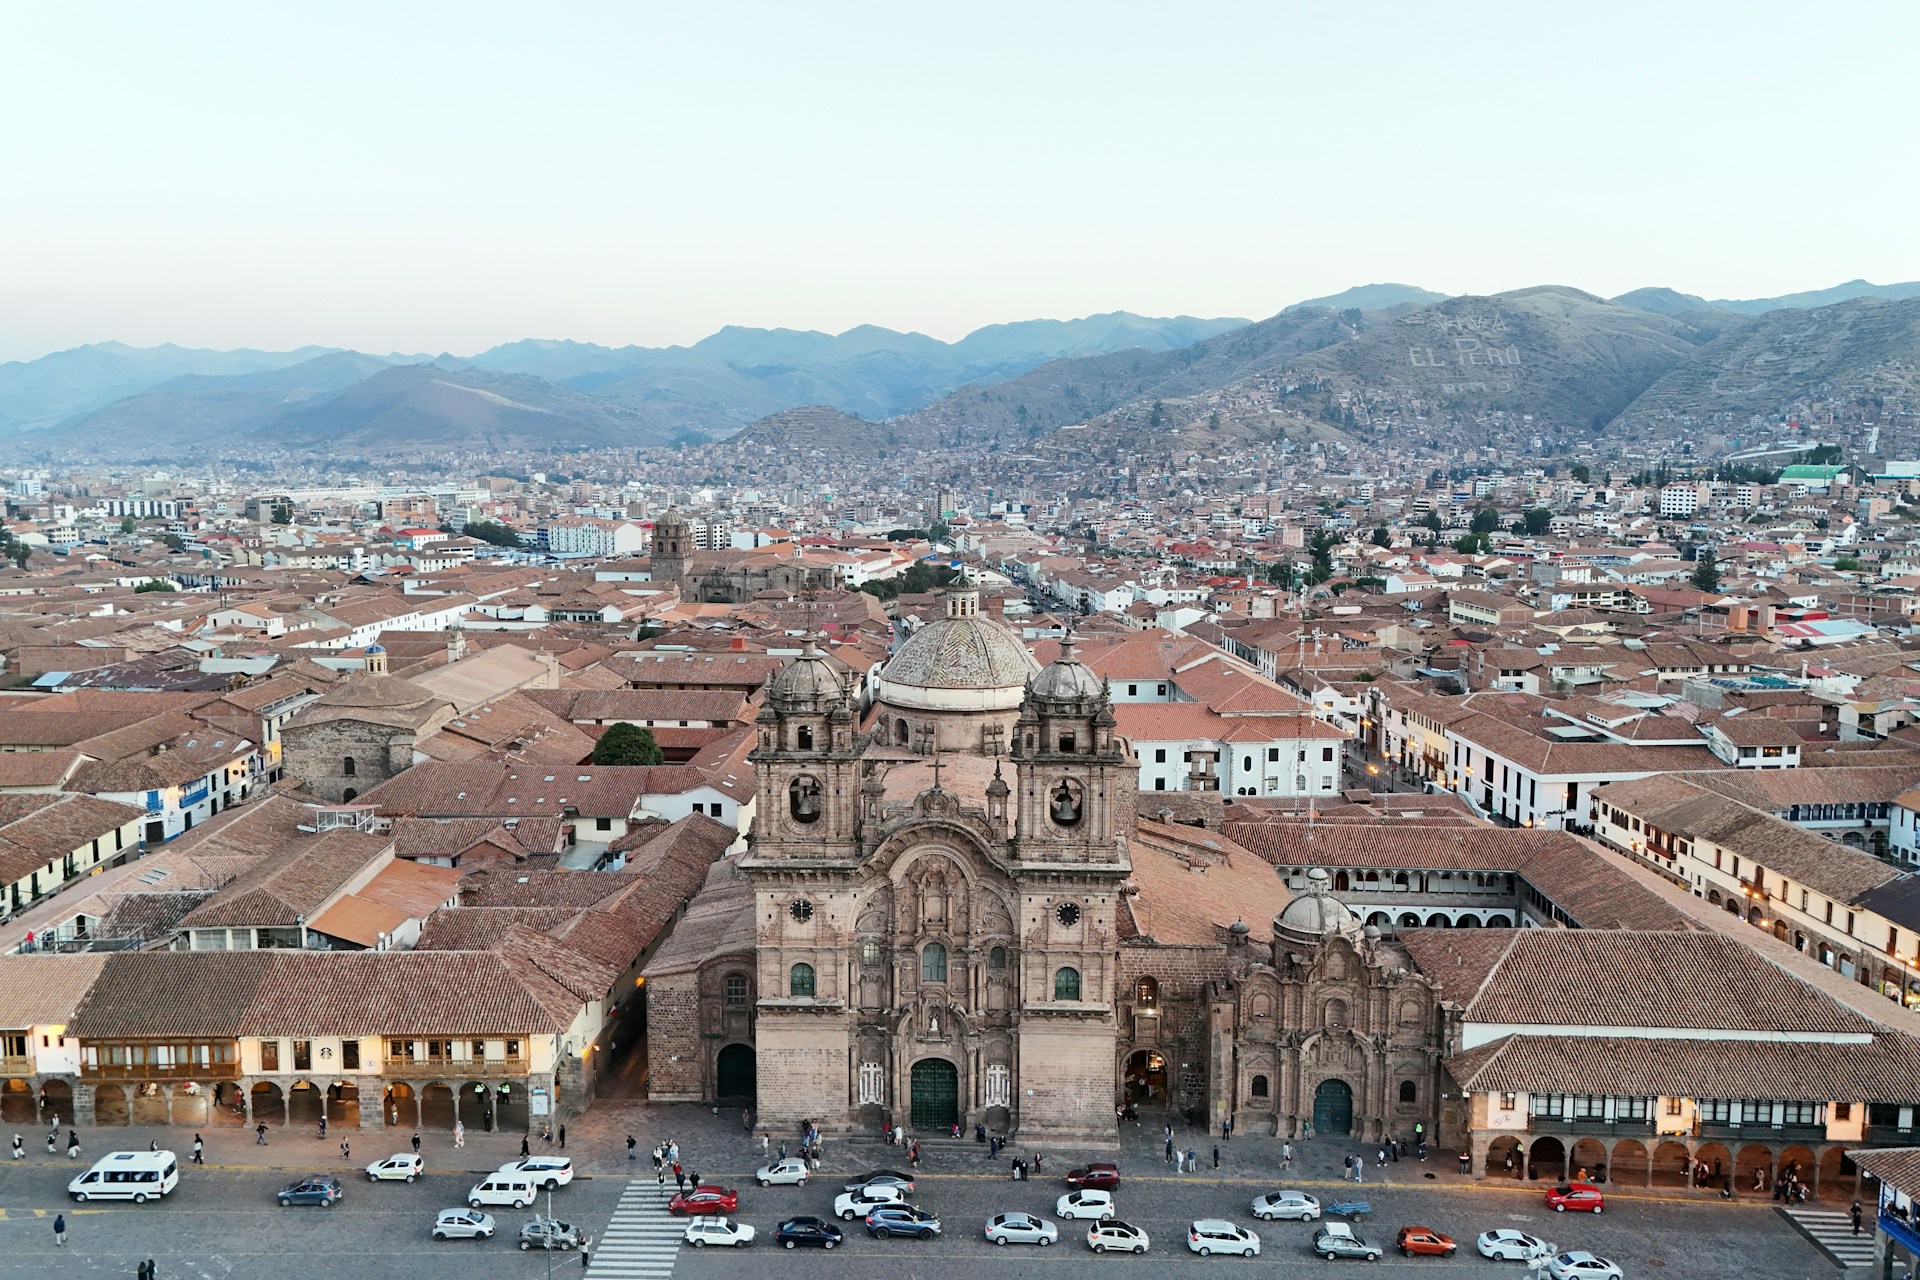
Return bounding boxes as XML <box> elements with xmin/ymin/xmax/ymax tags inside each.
<box><xmin>756</xmin><ymin>1157</ymin><xmax>810</xmax><ymax>1187</ymax></box>
<box><xmin>1546</xmin><ymin>1251</ymin><xmax>1623</xmax><ymax>1280</ymax></box>
<box><xmin>1088</xmin><ymin>1220</ymin><xmax>1150</xmax><ymax>1254</ymax></box>
<box><xmin>835</xmin><ymin>1185</ymin><xmax>906</xmax><ymax>1221</ymax></box>
<box><xmin>985</xmin><ymin>1212</ymin><xmax>1058</xmax><ymax>1246</ymax></box>
<box><xmin>497</xmin><ymin>1157</ymin><xmax>573</xmax><ymax>1189</ymax></box>
<box><xmin>366</xmin><ymin>1154</ymin><xmax>423</xmax><ymax>1183</ymax></box>
<box><xmin>1188</xmin><ymin>1219</ymin><xmax>1260</xmax><ymax>1258</ymax></box>
<box><xmin>433</xmin><ymin>1208</ymin><xmax>495</xmax><ymax>1240</ymax></box>
<box><xmin>1057</xmin><ymin>1189</ymin><xmax>1116</xmax><ymax>1221</ymax></box>
<box><xmin>685</xmin><ymin>1215</ymin><xmax>756</xmax><ymax>1248</ymax></box>
<box><xmin>1478</xmin><ymin>1229</ymin><xmax>1551</xmax><ymax>1261</ymax></box>
<box><xmin>1251</xmin><ymin>1189</ymin><xmax>1321</xmax><ymax>1221</ymax></box>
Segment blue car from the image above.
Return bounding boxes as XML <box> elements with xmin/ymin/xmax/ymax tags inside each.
<box><xmin>775</xmin><ymin>1216</ymin><xmax>844</xmax><ymax>1250</ymax></box>
<box><xmin>278</xmin><ymin>1175</ymin><xmax>343</xmax><ymax>1207</ymax></box>
<box><xmin>866</xmin><ymin>1205</ymin><xmax>941</xmax><ymax>1239</ymax></box>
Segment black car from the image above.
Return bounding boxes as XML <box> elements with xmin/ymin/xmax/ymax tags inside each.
<box><xmin>843</xmin><ymin>1169</ymin><xmax>915</xmax><ymax>1194</ymax></box>
<box><xmin>866</xmin><ymin>1204</ymin><xmax>941</xmax><ymax>1239</ymax></box>
<box><xmin>775</xmin><ymin>1216</ymin><xmax>845</xmax><ymax>1250</ymax></box>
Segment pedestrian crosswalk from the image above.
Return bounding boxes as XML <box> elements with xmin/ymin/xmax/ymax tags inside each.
<box><xmin>1780</xmin><ymin>1206</ymin><xmax>1878</xmax><ymax>1268</ymax></box>
<box><xmin>588</xmin><ymin>1179</ymin><xmax>683</xmax><ymax>1279</ymax></box>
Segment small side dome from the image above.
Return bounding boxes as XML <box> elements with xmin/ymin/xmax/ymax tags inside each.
<box><xmin>768</xmin><ymin>635</ymin><xmax>844</xmax><ymax>711</ymax></box>
<box><xmin>1029</xmin><ymin>635</ymin><xmax>1104</xmax><ymax>702</ymax></box>
<box><xmin>1272</xmin><ymin>867</ymin><xmax>1360</xmax><ymax>945</ymax></box>
<box><xmin>1228</xmin><ymin>917</ymin><xmax>1251</xmax><ymax>936</ymax></box>
<box><xmin>364</xmin><ymin>643</ymin><xmax>386</xmax><ymax>654</ymax></box>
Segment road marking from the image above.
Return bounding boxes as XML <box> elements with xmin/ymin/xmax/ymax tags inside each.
<box><xmin>588</xmin><ymin>1179</ymin><xmax>682</xmax><ymax>1278</ymax></box>
<box><xmin>1779</xmin><ymin>1206</ymin><xmax>1878</xmax><ymax>1268</ymax></box>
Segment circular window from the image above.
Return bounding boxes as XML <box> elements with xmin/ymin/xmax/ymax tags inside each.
<box><xmin>1056</xmin><ymin>902</ymin><xmax>1082</xmax><ymax>927</ymax></box>
<box><xmin>789</xmin><ymin>899</ymin><xmax>814</xmax><ymax>923</ymax></box>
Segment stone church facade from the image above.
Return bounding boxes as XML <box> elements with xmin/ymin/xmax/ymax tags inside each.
<box><xmin>650</xmin><ymin>508</ymin><xmax>836</xmax><ymax>605</ymax></box>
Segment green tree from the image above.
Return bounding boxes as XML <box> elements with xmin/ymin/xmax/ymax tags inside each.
<box><xmin>1522</xmin><ymin>508</ymin><xmax>1553</xmax><ymax>536</ymax></box>
<box><xmin>456</xmin><ymin>520</ymin><xmax>524</xmax><ymax>548</ymax></box>
<box><xmin>271</xmin><ymin>504</ymin><xmax>292</xmax><ymax>525</ymax></box>
<box><xmin>1371</xmin><ymin>526</ymin><xmax>1391</xmax><ymax>548</ymax></box>
<box><xmin>1690</xmin><ymin>546</ymin><xmax>1721</xmax><ymax>593</ymax></box>
<box><xmin>1417</xmin><ymin>511</ymin><xmax>1443</xmax><ymax>533</ymax></box>
<box><xmin>1569</xmin><ymin>463</ymin><xmax>1591</xmax><ymax>484</ymax></box>
<box><xmin>134</xmin><ymin>579</ymin><xmax>176</xmax><ymax>593</ymax></box>
<box><xmin>928</xmin><ymin>521</ymin><xmax>951</xmax><ymax>543</ymax></box>
<box><xmin>162</xmin><ymin>533</ymin><xmax>186</xmax><ymax>551</ymax></box>
<box><xmin>119</xmin><ymin>516</ymin><xmax>135</xmax><ymax>534</ymax></box>
<box><xmin>1306</xmin><ymin>530</ymin><xmax>1341</xmax><ymax>584</ymax></box>
<box><xmin>1452</xmin><ymin>532</ymin><xmax>1491</xmax><ymax>555</ymax></box>
<box><xmin>593</xmin><ymin>722</ymin><xmax>664</xmax><ymax>766</ymax></box>
<box><xmin>1266</xmin><ymin>561</ymin><xmax>1296</xmax><ymax>589</ymax></box>
<box><xmin>1834</xmin><ymin>555</ymin><xmax>1864</xmax><ymax>571</ymax></box>
<box><xmin>1469</xmin><ymin>507</ymin><xmax>1501</xmax><ymax>535</ymax></box>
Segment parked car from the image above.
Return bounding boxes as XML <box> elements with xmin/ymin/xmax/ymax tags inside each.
<box><xmin>866</xmin><ymin>1204</ymin><xmax>941</xmax><ymax>1239</ymax></box>
<box><xmin>1313</xmin><ymin>1223</ymin><xmax>1383</xmax><ymax>1261</ymax></box>
<box><xmin>496</xmin><ymin>1157</ymin><xmax>572</xmax><ymax>1189</ymax></box>
<box><xmin>685</xmin><ymin>1215</ymin><xmax>756</xmax><ymax>1248</ymax></box>
<box><xmin>1066</xmin><ymin>1162</ymin><xmax>1121</xmax><ymax>1190</ymax></box>
<box><xmin>1088</xmin><ymin>1220</ymin><xmax>1151</xmax><ymax>1254</ymax></box>
<box><xmin>518</xmin><ymin>1217</ymin><xmax>583</xmax><ymax>1251</ymax></box>
<box><xmin>1477</xmin><ymin>1228</ymin><xmax>1550</xmax><ymax>1261</ymax></box>
<box><xmin>843</xmin><ymin>1169</ymin><xmax>915</xmax><ymax>1193</ymax></box>
<box><xmin>775</xmin><ymin>1216</ymin><xmax>845</xmax><ymax>1250</ymax></box>
<box><xmin>1545</xmin><ymin>1183</ymin><xmax>1606</xmax><ymax>1214</ymax></box>
<box><xmin>1397</xmin><ymin>1226</ymin><xmax>1457</xmax><ymax>1257</ymax></box>
<box><xmin>1057</xmin><ymin>1189</ymin><xmax>1116</xmax><ymax>1221</ymax></box>
<box><xmin>366</xmin><ymin>1154</ymin><xmax>423</xmax><ymax>1183</ymax></box>
<box><xmin>1546</xmin><ymin>1251</ymin><xmax>1623</xmax><ymax>1280</ymax></box>
<box><xmin>278</xmin><ymin>1175</ymin><xmax>343</xmax><ymax>1208</ymax></box>
<box><xmin>432</xmin><ymin>1208</ymin><xmax>495</xmax><ymax>1240</ymax></box>
<box><xmin>1251</xmin><ymin>1189</ymin><xmax>1322</xmax><ymax>1221</ymax></box>
<box><xmin>985</xmin><ymin>1212</ymin><xmax>1058</xmax><ymax>1246</ymax></box>
<box><xmin>1188</xmin><ymin>1219</ymin><xmax>1260</xmax><ymax>1257</ymax></box>
<box><xmin>835</xmin><ymin>1185</ymin><xmax>906</xmax><ymax>1220</ymax></box>
<box><xmin>668</xmin><ymin>1185</ymin><xmax>738</xmax><ymax>1216</ymax></box>
<box><xmin>755</xmin><ymin>1157</ymin><xmax>810</xmax><ymax>1187</ymax></box>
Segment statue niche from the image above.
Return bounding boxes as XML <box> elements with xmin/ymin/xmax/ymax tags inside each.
<box><xmin>789</xmin><ymin>774</ymin><xmax>823</xmax><ymax>824</ymax></box>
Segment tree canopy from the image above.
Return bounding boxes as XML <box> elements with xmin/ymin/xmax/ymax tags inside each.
<box><xmin>593</xmin><ymin>722</ymin><xmax>664</xmax><ymax>766</ymax></box>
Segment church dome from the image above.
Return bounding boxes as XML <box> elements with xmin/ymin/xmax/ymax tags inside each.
<box><xmin>876</xmin><ymin>582</ymin><xmax>1040</xmax><ymax>713</ymax></box>
<box><xmin>1029</xmin><ymin>635</ymin><xmax>1103</xmax><ymax>703</ymax></box>
<box><xmin>768</xmin><ymin>635</ymin><xmax>845</xmax><ymax>711</ymax></box>
<box><xmin>1273</xmin><ymin>867</ymin><xmax>1360</xmax><ymax>944</ymax></box>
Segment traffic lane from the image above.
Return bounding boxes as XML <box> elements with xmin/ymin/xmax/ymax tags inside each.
<box><xmin>675</xmin><ymin>1174</ymin><xmax>1837</xmax><ymax>1278</ymax></box>
<box><xmin>0</xmin><ymin>1163</ymin><xmax>622</xmax><ymax>1278</ymax></box>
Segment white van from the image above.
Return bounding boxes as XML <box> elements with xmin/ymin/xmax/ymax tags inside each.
<box><xmin>467</xmin><ymin>1172</ymin><xmax>537</xmax><ymax>1209</ymax></box>
<box><xmin>69</xmin><ymin>1150</ymin><xmax>180</xmax><ymax>1203</ymax></box>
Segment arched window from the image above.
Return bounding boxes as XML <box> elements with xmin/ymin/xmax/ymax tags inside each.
<box><xmin>1053</xmin><ymin>967</ymin><xmax>1081</xmax><ymax>1001</ymax></box>
<box><xmin>341</xmin><ymin>788</ymin><xmax>357</xmax><ymax>802</ymax></box>
<box><xmin>987</xmin><ymin>946</ymin><xmax>1007</xmax><ymax>970</ymax></box>
<box><xmin>724</xmin><ymin>974</ymin><xmax>748</xmax><ymax>1006</ymax></box>
<box><xmin>1399</xmin><ymin>1080</ymin><xmax>1417</xmax><ymax>1103</ymax></box>
<box><xmin>788</xmin><ymin>775</ymin><xmax>822</xmax><ymax>823</ymax></box>
<box><xmin>920</xmin><ymin>942</ymin><xmax>948</xmax><ymax>984</ymax></box>
<box><xmin>788</xmin><ymin>963</ymin><xmax>815</xmax><ymax>998</ymax></box>
<box><xmin>796</xmin><ymin>725</ymin><xmax>814</xmax><ymax>751</ymax></box>
<box><xmin>342</xmin><ymin>756</ymin><xmax>356</xmax><ymax>777</ymax></box>
<box><xmin>1135</xmin><ymin>976</ymin><xmax>1159</xmax><ymax>1009</ymax></box>
<box><xmin>1251</xmin><ymin>1074</ymin><xmax>1269</xmax><ymax>1098</ymax></box>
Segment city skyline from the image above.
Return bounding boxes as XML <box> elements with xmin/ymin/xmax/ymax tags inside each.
<box><xmin>4</xmin><ymin>1</ymin><xmax>1918</xmax><ymax>362</ymax></box>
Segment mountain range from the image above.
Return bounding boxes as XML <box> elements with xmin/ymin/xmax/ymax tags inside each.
<box><xmin>3</xmin><ymin>279</ymin><xmax>1917</xmax><ymax>461</ymax></box>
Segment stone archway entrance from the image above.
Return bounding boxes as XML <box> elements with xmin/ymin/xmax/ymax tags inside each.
<box><xmin>1123</xmin><ymin>1049</ymin><xmax>1168</xmax><ymax>1106</ymax></box>
<box><xmin>1312</xmin><ymin>1078</ymin><xmax>1354</xmax><ymax>1136</ymax></box>
<box><xmin>716</xmin><ymin>1044</ymin><xmax>755</xmax><ymax>1102</ymax></box>
<box><xmin>0</xmin><ymin>1079</ymin><xmax>33</xmax><ymax>1123</ymax></box>
<box><xmin>910</xmin><ymin>1058</ymin><xmax>959</xmax><ymax>1131</ymax></box>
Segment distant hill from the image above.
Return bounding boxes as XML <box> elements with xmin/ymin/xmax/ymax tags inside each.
<box><xmin>58</xmin><ymin>352</ymin><xmax>394</xmax><ymax>445</ymax></box>
<box><xmin>1713</xmin><ymin>279</ymin><xmax>1920</xmax><ymax>315</ymax></box>
<box><xmin>1612</xmin><ymin>287</ymin><xmax>1719</xmax><ymax>317</ymax></box>
<box><xmin>1286</xmin><ymin>283</ymin><xmax>1449</xmax><ymax>312</ymax></box>
<box><xmin>0</xmin><ymin>341</ymin><xmax>344</xmax><ymax>432</ymax></box>
<box><xmin>1615</xmin><ymin>296</ymin><xmax>1920</xmax><ymax>425</ymax></box>
<box><xmin>728</xmin><ymin>405</ymin><xmax>891</xmax><ymax>452</ymax></box>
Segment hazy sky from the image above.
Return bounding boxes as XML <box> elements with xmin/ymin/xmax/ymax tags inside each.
<box><xmin>4</xmin><ymin>2</ymin><xmax>1917</xmax><ymax>362</ymax></box>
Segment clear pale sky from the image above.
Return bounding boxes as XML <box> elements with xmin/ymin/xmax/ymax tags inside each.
<box><xmin>4</xmin><ymin>1</ymin><xmax>1916</xmax><ymax>362</ymax></box>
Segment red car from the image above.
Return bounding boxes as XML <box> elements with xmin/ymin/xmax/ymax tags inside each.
<box><xmin>1065</xmin><ymin>1163</ymin><xmax>1121</xmax><ymax>1190</ymax></box>
<box><xmin>1397</xmin><ymin>1226</ymin><xmax>1456</xmax><ymax>1257</ymax></box>
<box><xmin>668</xmin><ymin>1186</ymin><xmax>739</xmax><ymax>1216</ymax></box>
<box><xmin>1545</xmin><ymin>1182</ymin><xmax>1605</xmax><ymax>1214</ymax></box>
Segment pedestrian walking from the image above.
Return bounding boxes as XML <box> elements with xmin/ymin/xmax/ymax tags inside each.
<box><xmin>138</xmin><ymin>1261</ymin><xmax>152</xmax><ymax>1280</ymax></box>
<box><xmin>1378</xmin><ymin>1146</ymin><xmax>1387</xmax><ymax>1167</ymax></box>
<box><xmin>410</xmin><ymin>1133</ymin><xmax>421</xmax><ymax>1155</ymax></box>
<box><xmin>1186</xmin><ymin>1147</ymin><xmax>1196</xmax><ymax>1173</ymax></box>
<box><xmin>667</xmin><ymin>1140</ymin><xmax>679</xmax><ymax>1163</ymax></box>
<box><xmin>46</xmin><ymin>1130</ymin><xmax>56</xmax><ymax>1154</ymax></box>
<box><xmin>627</xmin><ymin>1135</ymin><xmax>637</xmax><ymax>1161</ymax></box>
<box><xmin>454</xmin><ymin>1121</ymin><xmax>465</xmax><ymax>1148</ymax></box>
<box><xmin>9</xmin><ymin>1134</ymin><xmax>21</xmax><ymax>1160</ymax></box>
<box><xmin>49</xmin><ymin>1111</ymin><xmax>60</xmax><ymax>1131</ymax></box>
<box><xmin>1852</xmin><ymin>1200</ymin><xmax>1864</xmax><ymax>1235</ymax></box>
<box><xmin>340</xmin><ymin>1139</ymin><xmax>351</xmax><ymax>1162</ymax></box>
<box><xmin>1212</xmin><ymin>1144</ymin><xmax>1220</xmax><ymax>1169</ymax></box>
<box><xmin>760</xmin><ymin>1133</ymin><xmax>769</xmax><ymax>1157</ymax></box>
<box><xmin>1164</xmin><ymin>1137</ymin><xmax>1175</xmax><ymax>1164</ymax></box>
<box><xmin>1390</xmin><ymin>1140</ymin><xmax>1400</xmax><ymax>1163</ymax></box>
<box><xmin>255</xmin><ymin>1121</ymin><xmax>268</xmax><ymax>1146</ymax></box>
<box><xmin>1033</xmin><ymin>1153</ymin><xmax>1044</xmax><ymax>1174</ymax></box>
<box><xmin>520</xmin><ymin>1135</ymin><xmax>530</xmax><ymax>1158</ymax></box>
<box><xmin>67</xmin><ymin>1131</ymin><xmax>80</xmax><ymax>1159</ymax></box>
<box><xmin>1303</xmin><ymin>1119</ymin><xmax>1314</xmax><ymax>1141</ymax></box>
<box><xmin>318</xmin><ymin>1115</ymin><xmax>327</xmax><ymax>1139</ymax></box>
<box><xmin>656</xmin><ymin>1165</ymin><xmax>666</xmax><ymax>1190</ymax></box>
<box><xmin>1281</xmin><ymin>1140</ymin><xmax>1293</xmax><ymax>1170</ymax></box>
<box><xmin>559</xmin><ymin>1124</ymin><xmax>567</xmax><ymax>1151</ymax></box>
<box><xmin>742</xmin><ymin>1108</ymin><xmax>752</xmax><ymax>1133</ymax></box>
<box><xmin>778</xmin><ymin>1141</ymin><xmax>787</xmax><ymax>1162</ymax></box>
<box><xmin>1458</xmin><ymin>1152</ymin><xmax>1471</xmax><ymax>1175</ymax></box>
<box><xmin>1222</xmin><ymin>1119</ymin><xmax>1231</xmax><ymax>1141</ymax></box>
<box><xmin>53</xmin><ymin>1213</ymin><xmax>66</xmax><ymax>1247</ymax></box>
<box><xmin>675</xmin><ymin>1169</ymin><xmax>686</xmax><ymax>1193</ymax></box>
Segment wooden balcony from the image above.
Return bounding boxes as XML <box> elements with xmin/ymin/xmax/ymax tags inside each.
<box><xmin>381</xmin><ymin>1057</ymin><xmax>528</xmax><ymax>1078</ymax></box>
<box><xmin>80</xmin><ymin>1062</ymin><xmax>241</xmax><ymax>1081</ymax></box>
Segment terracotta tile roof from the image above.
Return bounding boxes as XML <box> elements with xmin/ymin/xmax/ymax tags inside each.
<box><xmin>1849</xmin><ymin>1147</ymin><xmax>1920</xmax><ymax>1189</ymax></box>
<box><xmin>0</xmin><ymin>793</ymin><xmax>146</xmax><ymax>885</ymax></box>
<box><xmin>1399</xmin><ymin>929</ymin><xmax>1875</xmax><ymax>1034</ymax></box>
<box><xmin>1444</xmin><ymin>1031</ymin><xmax>1920</xmax><ymax>1102</ymax></box>
<box><xmin>644</xmin><ymin>857</ymin><xmax>755</xmax><ymax>977</ymax></box>
<box><xmin>414</xmin><ymin>907</ymin><xmax>576</xmax><ymax>950</ymax></box>
<box><xmin>176</xmin><ymin>831</ymin><xmax>391</xmax><ymax>929</ymax></box>
<box><xmin>0</xmin><ymin>953</ymin><xmax>109</xmax><ymax>1025</ymax></box>
<box><xmin>242</xmin><ymin>951</ymin><xmax>578</xmax><ymax>1035</ymax></box>
<box><xmin>0</xmin><ymin>748</ymin><xmax>87</xmax><ymax>788</ymax></box>
<box><xmin>1124</xmin><ymin>820</ymin><xmax>1292</xmax><ymax>945</ymax></box>
<box><xmin>70</xmin><ymin>951</ymin><xmax>274</xmax><ymax>1038</ymax></box>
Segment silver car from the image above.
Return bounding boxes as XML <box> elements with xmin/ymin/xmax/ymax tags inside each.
<box><xmin>756</xmin><ymin>1157</ymin><xmax>810</xmax><ymax>1187</ymax></box>
<box><xmin>433</xmin><ymin>1208</ymin><xmax>495</xmax><ymax>1240</ymax></box>
<box><xmin>985</xmin><ymin>1212</ymin><xmax>1059</xmax><ymax>1246</ymax></box>
<box><xmin>1251</xmin><ymin>1189</ymin><xmax>1321</xmax><ymax>1221</ymax></box>
<box><xmin>518</xmin><ymin>1217</ymin><xmax>583</xmax><ymax>1251</ymax></box>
